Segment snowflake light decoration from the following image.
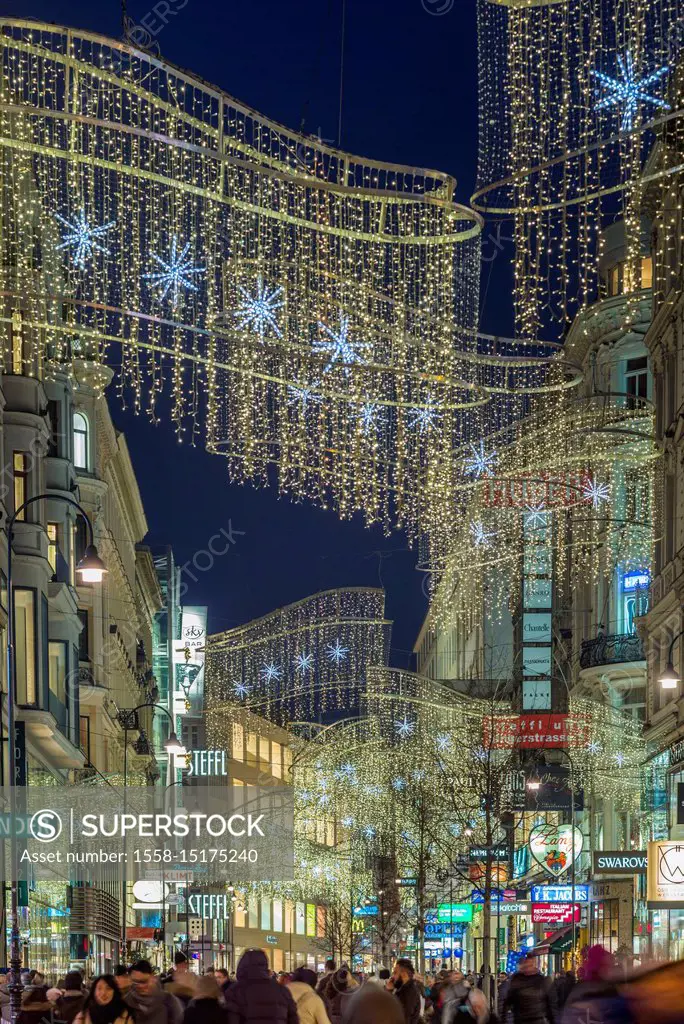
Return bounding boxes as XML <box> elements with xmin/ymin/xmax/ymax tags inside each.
<box><xmin>407</xmin><ymin>396</ymin><xmax>443</xmax><ymax>434</ymax></box>
<box><xmin>613</xmin><ymin>752</ymin><xmax>627</xmax><ymax>767</ymax></box>
<box><xmin>326</xmin><ymin>640</ymin><xmax>349</xmax><ymax>664</ymax></box>
<box><xmin>524</xmin><ymin>503</ymin><xmax>549</xmax><ymax>530</ymax></box>
<box><xmin>464</xmin><ymin>440</ymin><xmax>497</xmax><ymax>479</ymax></box>
<box><xmin>395</xmin><ymin>716</ymin><xmax>416</xmax><ymax>739</ymax></box>
<box><xmin>334</xmin><ymin>762</ymin><xmax>357</xmax><ymax>783</ymax></box>
<box><xmin>592</xmin><ymin>51</ymin><xmax>670</xmax><ymax>132</ymax></box>
<box><xmin>295</xmin><ymin>652</ymin><xmax>314</xmax><ymax>672</ymax></box>
<box><xmin>469</xmin><ymin>521</ymin><xmax>497</xmax><ymax>549</ymax></box>
<box><xmin>582</xmin><ymin>476</ymin><xmax>611</xmax><ymax>509</ymax></box>
<box><xmin>260</xmin><ymin>662</ymin><xmax>282</xmax><ymax>684</ymax></box>
<box><xmin>313</xmin><ymin>314</ymin><xmax>369</xmax><ymax>374</ymax></box>
<box><xmin>436</xmin><ymin>733</ymin><xmax>452</xmax><ymax>753</ymax></box>
<box><xmin>233</xmin><ymin>682</ymin><xmax>251</xmax><ymax>699</ymax></box>
<box><xmin>586</xmin><ymin>741</ymin><xmax>603</xmax><ymax>755</ymax></box>
<box><xmin>235</xmin><ymin>275</ymin><xmax>284</xmax><ymax>340</ymax></box>
<box><xmin>341</xmin><ymin>816</ymin><xmax>355</xmax><ymax>828</ymax></box>
<box><xmin>55</xmin><ymin>208</ymin><xmax>115</xmax><ymax>268</ymax></box>
<box><xmin>362</xmin><ymin>824</ymin><xmax>377</xmax><ymax>840</ymax></box>
<box><xmin>358</xmin><ymin>402</ymin><xmax>384</xmax><ymax>433</ymax></box>
<box><xmin>287</xmin><ymin>383</ymin><xmax>322</xmax><ymax>411</ymax></box>
<box><xmin>144</xmin><ymin>235</ymin><xmax>204</xmax><ymax>305</ymax></box>
<box><xmin>391</xmin><ymin>777</ymin><xmax>407</xmax><ymax>792</ymax></box>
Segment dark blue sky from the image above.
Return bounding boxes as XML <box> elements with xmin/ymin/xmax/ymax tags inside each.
<box><xmin>14</xmin><ymin>0</ymin><xmax>512</xmax><ymax>661</ymax></box>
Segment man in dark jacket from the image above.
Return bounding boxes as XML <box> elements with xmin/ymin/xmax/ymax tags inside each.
<box><xmin>502</xmin><ymin>955</ymin><xmax>555</xmax><ymax>1024</ymax></box>
<box><xmin>387</xmin><ymin>959</ymin><xmax>421</xmax><ymax>1024</ymax></box>
<box><xmin>224</xmin><ymin>949</ymin><xmax>297</xmax><ymax>1024</ymax></box>
<box><xmin>54</xmin><ymin>972</ymin><xmax>85</xmax><ymax>1024</ymax></box>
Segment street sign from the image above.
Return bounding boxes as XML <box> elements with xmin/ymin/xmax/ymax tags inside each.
<box><xmin>531</xmin><ymin>884</ymin><xmax>589</xmax><ymax>903</ymax></box>
<box><xmin>497</xmin><ymin>901</ymin><xmax>531</xmax><ymax>915</ymax></box>
<box><xmin>396</xmin><ymin>878</ymin><xmax>417</xmax><ymax>887</ymax></box>
<box><xmin>471</xmin><ymin>888</ymin><xmax>519</xmax><ymax>903</ymax></box>
<box><xmin>353</xmin><ymin>904</ymin><xmax>378</xmax><ymax>917</ymax></box>
<box><xmin>531</xmin><ymin>903</ymin><xmax>581</xmax><ymax>924</ymax></box>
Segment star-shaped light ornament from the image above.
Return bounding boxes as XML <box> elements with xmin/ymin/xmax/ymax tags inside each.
<box><xmin>55</xmin><ymin>208</ymin><xmax>116</xmax><ymax>268</ymax></box>
<box><xmin>260</xmin><ymin>662</ymin><xmax>282</xmax><ymax>684</ymax></box>
<box><xmin>145</xmin><ymin>235</ymin><xmax>205</xmax><ymax>305</ymax></box>
<box><xmin>582</xmin><ymin>476</ymin><xmax>611</xmax><ymax>509</ymax></box>
<box><xmin>233</xmin><ymin>682</ymin><xmax>251</xmax><ymax>699</ymax></box>
<box><xmin>395</xmin><ymin>717</ymin><xmax>416</xmax><ymax>739</ymax></box>
<box><xmin>407</xmin><ymin>396</ymin><xmax>443</xmax><ymax>434</ymax></box>
<box><xmin>235</xmin><ymin>275</ymin><xmax>284</xmax><ymax>340</ymax></box>
<box><xmin>436</xmin><ymin>733</ymin><xmax>452</xmax><ymax>753</ymax></box>
<box><xmin>287</xmin><ymin>383</ymin><xmax>322</xmax><ymax>411</ymax></box>
<box><xmin>358</xmin><ymin>402</ymin><xmax>384</xmax><ymax>434</ymax></box>
<box><xmin>326</xmin><ymin>640</ymin><xmax>349</xmax><ymax>664</ymax></box>
<box><xmin>592</xmin><ymin>51</ymin><xmax>670</xmax><ymax>132</ymax></box>
<box><xmin>470</xmin><ymin>521</ymin><xmax>497</xmax><ymax>549</ymax></box>
<box><xmin>464</xmin><ymin>440</ymin><xmax>497</xmax><ymax>479</ymax></box>
<box><xmin>524</xmin><ymin>503</ymin><xmax>549</xmax><ymax>530</ymax></box>
<box><xmin>295</xmin><ymin>652</ymin><xmax>314</xmax><ymax>672</ymax></box>
<box><xmin>313</xmin><ymin>314</ymin><xmax>369</xmax><ymax>374</ymax></box>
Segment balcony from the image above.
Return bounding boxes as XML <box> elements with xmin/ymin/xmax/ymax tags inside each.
<box><xmin>580</xmin><ymin>632</ymin><xmax>645</xmax><ymax>670</ymax></box>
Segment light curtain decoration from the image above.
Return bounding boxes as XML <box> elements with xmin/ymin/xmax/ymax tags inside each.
<box><xmin>475</xmin><ymin>0</ymin><xmax>684</xmax><ymax>341</ymax></box>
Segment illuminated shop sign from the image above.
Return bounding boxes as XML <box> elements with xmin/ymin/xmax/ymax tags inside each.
<box><xmin>622</xmin><ymin>570</ymin><xmax>649</xmax><ymax>591</ymax></box>
<box><xmin>186</xmin><ymin>750</ymin><xmax>228</xmax><ymax>777</ymax></box>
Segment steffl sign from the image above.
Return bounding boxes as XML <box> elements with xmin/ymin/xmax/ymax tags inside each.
<box><xmin>186</xmin><ymin>750</ymin><xmax>228</xmax><ymax>777</ymax></box>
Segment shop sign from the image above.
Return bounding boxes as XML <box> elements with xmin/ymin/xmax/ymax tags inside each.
<box><xmin>647</xmin><ymin>842</ymin><xmax>684</xmax><ymax>906</ymax></box>
<box><xmin>529</xmin><ymin>823</ymin><xmax>583</xmax><ymax>877</ymax></box>
<box><xmin>126</xmin><ymin>927</ymin><xmax>156</xmax><ymax>939</ymax></box>
<box><xmin>525</xmin><ymin>766</ymin><xmax>584</xmax><ymax>812</ymax></box>
<box><xmin>470</xmin><ymin>888</ymin><xmax>520</xmax><ymax>903</ymax></box>
<box><xmin>523</xmin><ymin>613</ymin><xmax>552</xmax><ymax>643</ymax></box>
<box><xmin>187</xmin><ymin>893</ymin><xmax>229</xmax><ymax>918</ymax></box>
<box><xmin>483</xmin><ymin>715</ymin><xmax>590</xmax><ymax>750</ymax></box>
<box><xmin>678</xmin><ymin>784</ymin><xmax>684</xmax><ymax>827</ymax></box>
<box><xmin>593</xmin><ymin>851</ymin><xmax>647</xmax><ymax>874</ymax></box>
<box><xmin>622</xmin><ymin>570</ymin><xmax>649</xmax><ymax>591</ymax></box>
<box><xmin>531</xmin><ymin>884</ymin><xmax>589</xmax><ymax>903</ymax></box>
<box><xmin>396</xmin><ymin>877</ymin><xmax>417</xmax><ymax>887</ymax></box>
<box><xmin>483</xmin><ymin>472</ymin><xmax>590</xmax><ymax>509</ymax></box>
<box><xmin>522</xmin><ymin>680</ymin><xmax>552</xmax><ymax>711</ymax></box>
<box><xmin>186</xmin><ymin>749</ymin><xmax>228</xmax><ymax>777</ymax></box>
<box><xmin>469</xmin><ymin>845</ymin><xmax>508</xmax><ymax>863</ymax></box>
<box><xmin>353</xmin><ymin>904</ymin><xmax>378</xmax><ymax>917</ymax></box>
<box><xmin>498</xmin><ymin>901</ymin><xmax>531</xmax><ymax>915</ymax></box>
<box><xmin>436</xmin><ymin>903</ymin><xmax>473</xmax><ymax>923</ymax></box>
<box><xmin>524</xmin><ymin>577</ymin><xmax>552</xmax><ymax>610</ymax></box>
<box><xmin>531</xmin><ymin>903</ymin><xmax>581</xmax><ymax>924</ymax></box>
<box><xmin>522</xmin><ymin>648</ymin><xmax>552</xmax><ymax>678</ymax></box>
<box><xmin>266</xmin><ymin>935</ymin><xmax>278</xmax><ymax>945</ymax></box>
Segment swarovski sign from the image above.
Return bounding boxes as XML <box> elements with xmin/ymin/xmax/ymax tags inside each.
<box><xmin>593</xmin><ymin>851</ymin><xmax>647</xmax><ymax>874</ymax></box>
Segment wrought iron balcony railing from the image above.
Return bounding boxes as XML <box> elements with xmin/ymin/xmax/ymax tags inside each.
<box><xmin>580</xmin><ymin>632</ymin><xmax>645</xmax><ymax>670</ymax></box>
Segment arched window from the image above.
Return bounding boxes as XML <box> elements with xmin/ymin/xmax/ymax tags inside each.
<box><xmin>73</xmin><ymin>412</ymin><xmax>89</xmax><ymax>470</ymax></box>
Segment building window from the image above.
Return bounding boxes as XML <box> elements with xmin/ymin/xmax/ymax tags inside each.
<box><xmin>260</xmin><ymin>901</ymin><xmax>271</xmax><ymax>931</ymax></box>
<box><xmin>73</xmin><ymin>412</ymin><xmax>89</xmax><ymax>470</ymax></box>
<box><xmin>247</xmin><ymin>732</ymin><xmax>257</xmax><ymax>762</ymax></box>
<box><xmin>47</xmin><ymin>400</ymin><xmax>61</xmax><ymax>457</ymax></box>
<box><xmin>49</xmin><ymin>640</ymin><xmax>67</xmax><ymax>702</ymax></box>
<box><xmin>80</xmin><ymin>715</ymin><xmax>91</xmax><ymax>759</ymax></box>
<box><xmin>14</xmin><ymin>589</ymin><xmax>36</xmax><ymax>704</ymax></box>
<box><xmin>271</xmin><ymin>741</ymin><xmax>282</xmax><ymax>779</ymax></box>
<box><xmin>73</xmin><ymin>517</ymin><xmax>88</xmax><ymax>584</ymax></box>
<box><xmin>13</xmin><ymin>452</ymin><xmax>28</xmax><ymax>521</ymax></box>
<box><xmin>78</xmin><ymin>609</ymin><xmax>89</xmax><ymax>662</ymax></box>
<box><xmin>625</xmin><ymin>356</ymin><xmax>648</xmax><ymax>404</ymax></box>
<box><xmin>641</xmin><ymin>256</ymin><xmax>653</xmax><ymax>290</ymax></box>
<box><xmin>47</xmin><ymin>523</ymin><xmax>58</xmax><ymax>575</ymax></box>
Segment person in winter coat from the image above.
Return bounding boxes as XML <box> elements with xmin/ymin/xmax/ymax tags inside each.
<box><xmin>501</xmin><ymin>955</ymin><xmax>556</xmax><ymax>1024</ymax></box>
<box><xmin>126</xmin><ymin>961</ymin><xmax>183</xmax><ymax>1024</ymax></box>
<box><xmin>552</xmin><ymin>971</ymin><xmax>575</xmax><ymax>1012</ymax></box>
<box><xmin>386</xmin><ymin>960</ymin><xmax>421</xmax><ymax>1024</ymax></box>
<box><xmin>319</xmin><ymin>968</ymin><xmax>358</xmax><ymax>1024</ymax></box>
<box><xmin>182</xmin><ymin>976</ymin><xmax>228</xmax><ymax>1024</ymax></box>
<box><xmin>163</xmin><ymin>954</ymin><xmax>196</xmax><ymax>1008</ymax></box>
<box><xmin>342</xmin><ymin>986</ymin><xmax>403</xmax><ymax>1024</ymax></box>
<box><xmin>561</xmin><ymin>946</ymin><xmax>631</xmax><ymax>1024</ymax></box>
<box><xmin>74</xmin><ymin>975</ymin><xmax>133</xmax><ymax>1024</ymax></box>
<box><xmin>286</xmin><ymin>968</ymin><xmax>331</xmax><ymax>1024</ymax></box>
<box><xmin>223</xmin><ymin>949</ymin><xmax>297</xmax><ymax>1024</ymax></box>
<box><xmin>55</xmin><ymin>971</ymin><xmax>86</xmax><ymax>1024</ymax></box>
<box><xmin>16</xmin><ymin>986</ymin><xmax>57</xmax><ymax>1024</ymax></box>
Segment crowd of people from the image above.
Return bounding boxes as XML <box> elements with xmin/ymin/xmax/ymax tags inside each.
<box><xmin>0</xmin><ymin>946</ymin><xmax>681</xmax><ymax>1024</ymax></box>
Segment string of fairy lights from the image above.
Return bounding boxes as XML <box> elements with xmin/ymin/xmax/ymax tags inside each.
<box><xmin>475</xmin><ymin>0</ymin><xmax>684</xmax><ymax>342</ymax></box>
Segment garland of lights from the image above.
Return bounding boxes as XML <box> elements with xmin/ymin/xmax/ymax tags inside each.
<box><xmin>475</xmin><ymin>0</ymin><xmax>684</xmax><ymax>341</ymax></box>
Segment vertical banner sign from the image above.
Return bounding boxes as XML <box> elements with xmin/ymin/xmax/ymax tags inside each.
<box><xmin>521</xmin><ymin>511</ymin><xmax>553</xmax><ymax>711</ymax></box>
<box><xmin>678</xmin><ymin>783</ymin><xmax>684</xmax><ymax>827</ymax></box>
<box><xmin>174</xmin><ymin>606</ymin><xmax>208</xmax><ymax>716</ymax></box>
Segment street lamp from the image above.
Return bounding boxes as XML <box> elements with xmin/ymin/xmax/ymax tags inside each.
<box><xmin>5</xmin><ymin>494</ymin><xmax>106</xmax><ymax>1021</ymax></box>
<box><xmin>658</xmin><ymin>629</ymin><xmax>684</xmax><ymax>689</ymax></box>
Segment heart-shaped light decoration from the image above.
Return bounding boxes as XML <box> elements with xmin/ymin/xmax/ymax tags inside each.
<box><xmin>529</xmin><ymin>823</ymin><xmax>583</xmax><ymax>877</ymax></box>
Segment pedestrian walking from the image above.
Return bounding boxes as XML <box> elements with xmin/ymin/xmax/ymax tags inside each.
<box><xmin>74</xmin><ymin>975</ymin><xmax>133</xmax><ymax>1024</ymax></box>
<box><xmin>561</xmin><ymin>946</ymin><xmax>631</xmax><ymax>1024</ymax></box>
<box><xmin>551</xmin><ymin>971</ymin><xmax>575</xmax><ymax>1012</ymax></box>
<box><xmin>386</xmin><ymin>959</ymin><xmax>420</xmax><ymax>1024</ymax></box>
<box><xmin>342</xmin><ymin>986</ymin><xmax>403</xmax><ymax>1024</ymax></box>
<box><xmin>163</xmin><ymin>954</ymin><xmax>196</xmax><ymax>1008</ymax></box>
<box><xmin>55</xmin><ymin>971</ymin><xmax>86</xmax><ymax>1024</ymax></box>
<box><xmin>126</xmin><ymin>961</ymin><xmax>183</xmax><ymax>1024</ymax></box>
<box><xmin>183</xmin><ymin>976</ymin><xmax>228</xmax><ymax>1024</ymax></box>
<box><xmin>214</xmin><ymin>971</ymin><xmax>231</xmax><ymax>998</ymax></box>
<box><xmin>286</xmin><ymin>968</ymin><xmax>331</xmax><ymax>1024</ymax></box>
<box><xmin>113</xmin><ymin>969</ymin><xmax>131</xmax><ymax>998</ymax></box>
<box><xmin>501</xmin><ymin>955</ymin><xmax>555</xmax><ymax>1024</ymax></box>
<box><xmin>16</xmin><ymin>986</ymin><xmax>57</xmax><ymax>1024</ymax></box>
<box><xmin>319</xmin><ymin>967</ymin><xmax>358</xmax><ymax>1024</ymax></box>
<box><xmin>316</xmin><ymin>962</ymin><xmax>336</xmax><ymax>996</ymax></box>
<box><xmin>223</xmin><ymin>949</ymin><xmax>297</xmax><ymax>1024</ymax></box>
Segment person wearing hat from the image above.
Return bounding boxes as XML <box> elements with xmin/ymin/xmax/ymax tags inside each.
<box><xmin>318</xmin><ymin>966</ymin><xmax>358</xmax><ymax>1024</ymax></box>
<box><xmin>502</xmin><ymin>954</ymin><xmax>555</xmax><ymax>1024</ymax></box>
<box><xmin>286</xmin><ymin>968</ymin><xmax>331</xmax><ymax>1024</ymax></box>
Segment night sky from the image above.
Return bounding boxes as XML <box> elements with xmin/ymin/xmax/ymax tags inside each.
<box><xmin>12</xmin><ymin>0</ymin><xmax>513</xmax><ymax>662</ymax></box>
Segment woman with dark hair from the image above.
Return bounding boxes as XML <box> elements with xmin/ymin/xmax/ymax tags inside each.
<box><xmin>286</xmin><ymin>968</ymin><xmax>331</xmax><ymax>1024</ymax></box>
<box><xmin>17</xmin><ymin>986</ymin><xmax>57</xmax><ymax>1024</ymax></box>
<box><xmin>74</xmin><ymin>975</ymin><xmax>133</xmax><ymax>1024</ymax></box>
<box><xmin>342</xmin><ymin>987</ymin><xmax>403</xmax><ymax>1024</ymax></box>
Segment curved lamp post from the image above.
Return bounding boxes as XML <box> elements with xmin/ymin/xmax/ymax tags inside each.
<box><xmin>658</xmin><ymin>628</ymin><xmax>684</xmax><ymax>689</ymax></box>
<box><xmin>6</xmin><ymin>494</ymin><xmax>106</xmax><ymax>1021</ymax></box>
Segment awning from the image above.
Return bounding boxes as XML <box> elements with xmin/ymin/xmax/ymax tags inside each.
<box><xmin>531</xmin><ymin>926</ymin><xmax>572</xmax><ymax>955</ymax></box>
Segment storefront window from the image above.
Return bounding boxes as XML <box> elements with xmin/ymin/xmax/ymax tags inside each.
<box><xmin>15</xmin><ymin>589</ymin><xmax>36</xmax><ymax>704</ymax></box>
<box><xmin>590</xmin><ymin>900</ymin><xmax>619</xmax><ymax>953</ymax></box>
